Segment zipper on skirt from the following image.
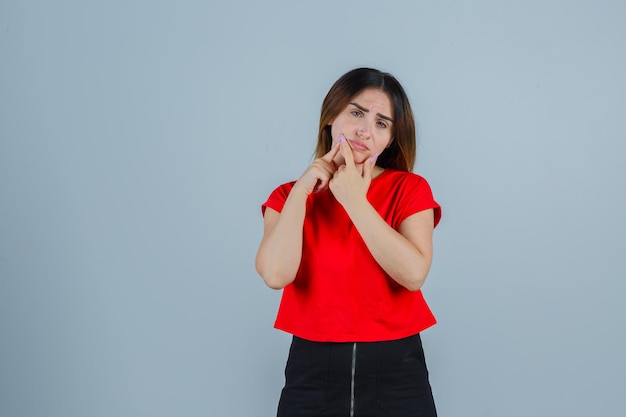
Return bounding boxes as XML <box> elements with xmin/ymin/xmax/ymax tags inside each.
<box><xmin>350</xmin><ymin>342</ymin><xmax>357</xmax><ymax>417</ymax></box>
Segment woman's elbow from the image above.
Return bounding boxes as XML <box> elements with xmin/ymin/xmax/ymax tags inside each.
<box><xmin>255</xmin><ymin>259</ymin><xmax>293</xmax><ymax>290</ymax></box>
<box><xmin>398</xmin><ymin>265</ymin><xmax>430</xmax><ymax>292</ymax></box>
<box><xmin>262</xmin><ymin>274</ymin><xmax>289</xmax><ymax>290</ymax></box>
<box><xmin>404</xmin><ymin>278</ymin><xmax>426</xmax><ymax>292</ymax></box>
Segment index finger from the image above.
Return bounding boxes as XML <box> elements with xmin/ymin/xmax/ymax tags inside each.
<box><xmin>339</xmin><ymin>139</ymin><xmax>355</xmax><ymax>167</ymax></box>
<box><xmin>321</xmin><ymin>140</ymin><xmax>341</xmax><ymax>163</ymax></box>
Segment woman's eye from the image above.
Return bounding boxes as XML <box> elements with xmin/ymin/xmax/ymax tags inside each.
<box><xmin>351</xmin><ymin>110</ymin><xmax>363</xmax><ymax>117</ymax></box>
<box><xmin>377</xmin><ymin>121</ymin><xmax>387</xmax><ymax>128</ymax></box>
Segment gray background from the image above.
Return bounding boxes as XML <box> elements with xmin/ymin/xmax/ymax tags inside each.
<box><xmin>1</xmin><ymin>0</ymin><xmax>625</xmax><ymax>416</ymax></box>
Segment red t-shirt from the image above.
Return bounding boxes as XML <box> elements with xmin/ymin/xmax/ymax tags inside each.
<box><xmin>262</xmin><ymin>169</ymin><xmax>442</xmax><ymax>342</ymax></box>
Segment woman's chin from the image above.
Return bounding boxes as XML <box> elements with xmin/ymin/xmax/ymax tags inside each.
<box><xmin>353</xmin><ymin>156</ymin><xmax>369</xmax><ymax>165</ymax></box>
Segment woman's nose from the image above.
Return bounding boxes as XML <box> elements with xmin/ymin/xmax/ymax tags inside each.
<box><xmin>357</xmin><ymin>120</ymin><xmax>371</xmax><ymax>138</ymax></box>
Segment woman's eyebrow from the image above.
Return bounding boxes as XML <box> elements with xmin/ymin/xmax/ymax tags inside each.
<box><xmin>349</xmin><ymin>102</ymin><xmax>394</xmax><ymax>123</ymax></box>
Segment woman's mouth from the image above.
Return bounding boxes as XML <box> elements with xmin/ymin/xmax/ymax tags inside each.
<box><xmin>348</xmin><ymin>139</ymin><xmax>369</xmax><ymax>152</ymax></box>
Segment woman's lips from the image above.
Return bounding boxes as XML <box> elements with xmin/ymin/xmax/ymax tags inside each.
<box><xmin>348</xmin><ymin>139</ymin><xmax>369</xmax><ymax>151</ymax></box>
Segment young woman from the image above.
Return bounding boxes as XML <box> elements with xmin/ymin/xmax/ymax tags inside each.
<box><xmin>256</xmin><ymin>68</ymin><xmax>441</xmax><ymax>417</ymax></box>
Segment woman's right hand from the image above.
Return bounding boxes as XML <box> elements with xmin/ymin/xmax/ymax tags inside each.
<box><xmin>294</xmin><ymin>141</ymin><xmax>342</xmax><ymax>195</ymax></box>
<box><xmin>256</xmin><ymin>141</ymin><xmax>342</xmax><ymax>289</ymax></box>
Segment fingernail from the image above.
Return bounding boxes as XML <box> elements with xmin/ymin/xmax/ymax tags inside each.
<box><xmin>369</xmin><ymin>153</ymin><xmax>379</xmax><ymax>164</ymax></box>
<box><xmin>339</xmin><ymin>134</ymin><xmax>346</xmax><ymax>143</ymax></box>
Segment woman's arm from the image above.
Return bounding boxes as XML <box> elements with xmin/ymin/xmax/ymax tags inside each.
<box><xmin>345</xmin><ymin>203</ymin><xmax>434</xmax><ymax>291</ymax></box>
<box><xmin>330</xmin><ymin>141</ymin><xmax>435</xmax><ymax>291</ymax></box>
<box><xmin>255</xmin><ymin>143</ymin><xmax>341</xmax><ymax>289</ymax></box>
<box><xmin>255</xmin><ymin>189</ymin><xmax>308</xmax><ymax>289</ymax></box>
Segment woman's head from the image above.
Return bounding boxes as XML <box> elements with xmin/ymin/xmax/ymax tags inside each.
<box><xmin>315</xmin><ymin>68</ymin><xmax>417</xmax><ymax>171</ymax></box>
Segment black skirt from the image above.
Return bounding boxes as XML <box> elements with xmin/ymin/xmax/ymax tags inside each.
<box><xmin>277</xmin><ymin>334</ymin><xmax>437</xmax><ymax>417</ymax></box>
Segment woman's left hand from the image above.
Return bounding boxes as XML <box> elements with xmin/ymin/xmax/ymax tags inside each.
<box><xmin>329</xmin><ymin>141</ymin><xmax>376</xmax><ymax>210</ymax></box>
<box><xmin>330</xmin><ymin>139</ymin><xmax>434</xmax><ymax>292</ymax></box>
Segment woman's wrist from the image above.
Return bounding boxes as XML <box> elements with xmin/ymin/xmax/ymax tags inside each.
<box><xmin>343</xmin><ymin>196</ymin><xmax>375</xmax><ymax>223</ymax></box>
<box><xmin>288</xmin><ymin>181</ymin><xmax>313</xmax><ymax>201</ymax></box>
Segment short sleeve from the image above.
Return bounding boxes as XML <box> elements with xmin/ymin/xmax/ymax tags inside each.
<box><xmin>261</xmin><ymin>181</ymin><xmax>296</xmax><ymax>215</ymax></box>
<box><xmin>394</xmin><ymin>174</ymin><xmax>442</xmax><ymax>228</ymax></box>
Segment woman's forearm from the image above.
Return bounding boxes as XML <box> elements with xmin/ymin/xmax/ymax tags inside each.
<box><xmin>345</xmin><ymin>199</ymin><xmax>434</xmax><ymax>291</ymax></box>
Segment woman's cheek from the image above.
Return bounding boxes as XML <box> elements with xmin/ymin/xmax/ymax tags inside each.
<box><xmin>375</xmin><ymin>143</ymin><xmax>388</xmax><ymax>155</ymax></box>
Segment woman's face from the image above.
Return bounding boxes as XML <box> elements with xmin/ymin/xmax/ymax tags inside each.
<box><xmin>330</xmin><ymin>88</ymin><xmax>394</xmax><ymax>165</ymax></box>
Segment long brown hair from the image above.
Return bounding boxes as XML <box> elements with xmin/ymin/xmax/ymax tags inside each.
<box><xmin>314</xmin><ymin>68</ymin><xmax>417</xmax><ymax>171</ymax></box>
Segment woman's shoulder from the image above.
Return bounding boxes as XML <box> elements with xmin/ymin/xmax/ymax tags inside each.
<box><xmin>375</xmin><ymin>169</ymin><xmax>441</xmax><ymax>226</ymax></box>
<box><xmin>272</xmin><ymin>180</ymin><xmax>297</xmax><ymax>193</ymax></box>
<box><xmin>262</xmin><ymin>180</ymin><xmax>297</xmax><ymax>214</ymax></box>
<box><xmin>376</xmin><ymin>169</ymin><xmax>433</xmax><ymax>187</ymax></box>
